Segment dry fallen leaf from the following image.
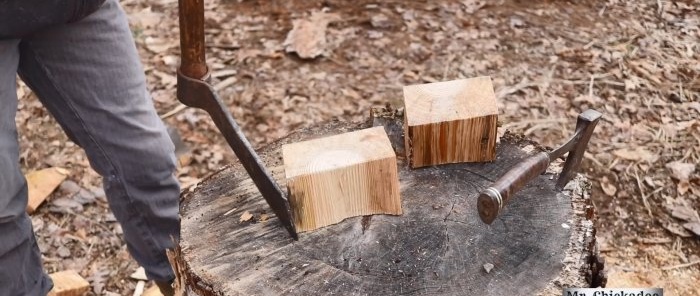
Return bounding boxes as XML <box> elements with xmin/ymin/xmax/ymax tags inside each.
<box><xmin>686</xmin><ymin>102</ymin><xmax>700</xmax><ymax>114</ymax></box>
<box><xmin>259</xmin><ymin>213</ymin><xmax>269</xmax><ymax>222</ymax></box>
<box><xmin>144</xmin><ymin>37</ymin><xmax>177</xmax><ymax>54</ymax></box>
<box><xmin>284</xmin><ymin>12</ymin><xmax>340</xmax><ymax>59</ymax></box>
<box><xmin>666</xmin><ymin>161</ymin><xmax>695</xmax><ymax>180</ymax></box>
<box><xmin>613</xmin><ymin>147</ymin><xmax>657</xmax><ymax>163</ymax></box>
<box><xmin>483</xmin><ymin>263</ymin><xmax>494</xmax><ymax>273</ymax></box>
<box><xmin>461</xmin><ymin>0</ymin><xmax>487</xmax><ymax>14</ymax></box>
<box><xmin>665</xmin><ymin>161</ymin><xmax>695</xmax><ymax>195</ymax></box>
<box><xmin>240</xmin><ymin>211</ymin><xmax>253</xmax><ymax>222</ymax></box>
<box><xmin>683</xmin><ymin>222</ymin><xmax>700</xmax><ymax>237</ymax></box>
<box><xmin>664</xmin><ymin>223</ymin><xmax>692</xmax><ymax>238</ymax></box>
<box><xmin>668</xmin><ymin>202</ymin><xmax>699</xmax><ymax>222</ymax></box>
<box><xmin>667</xmin><ymin>202</ymin><xmax>700</xmax><ymax>237</ymax></box>
<box><xmin>128</xmin><ymin>7</ymin><xmax>163</xmax><ymax>29</ymax></box>
<box><xmin>600</xmin><ymin>176</ymin><xmax>617</xmax><ymax>196</ymax></box>
<box><xmin>25</xmin><ymin>167</ymin><xmax>69</xmax><ymax>214</ymax></box>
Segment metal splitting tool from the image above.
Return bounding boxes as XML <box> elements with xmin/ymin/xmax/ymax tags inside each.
<box><xmin>477</xmin><ymin>109</ymin><xmax>603</xmax><ymax>224</ymax></box>
<box><xmin>177</xmin><ymin>0</ymin><xmax>297</xmax><ymax>239</ymax></box>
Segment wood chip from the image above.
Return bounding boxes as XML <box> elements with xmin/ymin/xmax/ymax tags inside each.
<box><xmin>240</xmin><ymin>211</ymin><xmax>253</xmax><ymax>222</ymax></box>
<box><xmin>130</xmin><ymin>267</ymin><xmax>148</xmax><ymax>281</ymax></box>
<box><xmin>133</xmin><ymin>281</ymin><xmax>145</xmax><ymax>296</ymax></box>
<box><xmin>26</xmin><ymin>167</ymin><xmax>69</xmax><ymax>214</ymax></box>
<box><xmin>143</xmin><ymin>285</ymin><xmax>164</xmax><ymax>296</ymax></box>
<box><xmin>47</xmin><ymin>270</ymin><xmax>90</xmax><ymax>296</ymax></box>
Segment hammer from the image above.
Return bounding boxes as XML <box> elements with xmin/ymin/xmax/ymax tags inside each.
<box><xmin>477</xmin><ymin>109</ymin><xmax>603</xmax><ymax>224</ymax></box>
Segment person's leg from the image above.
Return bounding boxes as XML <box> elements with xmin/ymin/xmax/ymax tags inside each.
<box><xmin>17</xmin><ymin>0</ymin><xmax>180</xmax><ymax>282</ymax></box>
<box><xmin>0</xmin><ymin>40</ymin><xmax>53</xmax><ymax>296</ymax></box>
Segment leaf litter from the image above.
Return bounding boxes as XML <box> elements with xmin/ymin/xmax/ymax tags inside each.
<box><xmin>11</xmin><ymin>0</ymin><xmax>700</xmax><ymax>294</ymax></box>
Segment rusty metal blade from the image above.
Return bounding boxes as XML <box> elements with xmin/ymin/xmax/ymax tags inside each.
<box><xmin>177</xmin><ymin>71</ymin><xmax>298</xmax><ymax>240</ymax></box>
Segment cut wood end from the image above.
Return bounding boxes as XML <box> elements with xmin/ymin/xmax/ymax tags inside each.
<box><xmin>403</xmin><ymin>77</ymin><xmax>498</xmax><ymax>167</ymax></box>
<box><xmin>403</xmin><ymin>76</ymin><xmax>497</xmax><ymax>126</ymax></box>
<box><xmin>47</xmin><ymin>270</ymin><xmax>89</xmax><ymax>296</ymax></box>
<box><xmin>282</xmin><ymin>126</ymin><xmax>401</xmax><ymax>232</ymax></box>
<box><xmin>282</xmin><ymin>126</ymin><xmax>395</xmax><ymax>178</ymax></box>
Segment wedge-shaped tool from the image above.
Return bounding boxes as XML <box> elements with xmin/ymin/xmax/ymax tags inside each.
<box><xmin>478</xmin><ymin>109</ymin><xmax>602</xmax><ymax>224</ymax></box>
<box><xmin>177</xmin><ymin>0</ymin><xmax>297</xmax><ymax>239</ymax></box>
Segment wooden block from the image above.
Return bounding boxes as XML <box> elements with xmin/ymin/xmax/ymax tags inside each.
<box><xmin>403</xmin><ymin>76</ymin><xmax>498</xmax><ymax>168</ymax></box>
<box><xmin>47</xmin><ymin>270</ymin><xmax>90</xmax><ymax>296</ymax></box>
<box><xmin>282</xmin><ymin>126</ymin><xmax>401</xmax><ymax>232</ymax></box>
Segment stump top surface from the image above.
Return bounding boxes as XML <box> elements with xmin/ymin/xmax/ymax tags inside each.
<box><xmin>179</xmin><ymin>116</ymin><xmax>593</xmax><ymax>296</ymax></box>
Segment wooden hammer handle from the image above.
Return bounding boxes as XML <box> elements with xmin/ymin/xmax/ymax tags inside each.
<box><xmin>178</xmin><ymin>0</ymin><xmax>208</xmax><ymax>79</ymax></box>
<box><xmin>477</xmin><ymin>152</ymin><xmax>550</xmax><ymax>224</ymax></box>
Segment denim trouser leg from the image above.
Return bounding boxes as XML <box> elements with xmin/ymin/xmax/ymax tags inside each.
<box><xmin>0</xmin><ymin>0</ymin><xmax>180</xmax><ymax>293</ymax></box>
<box><xmin>0</xmin><ymin>39</ymin><xmax>54</xmax><ymax>296</ymax></box>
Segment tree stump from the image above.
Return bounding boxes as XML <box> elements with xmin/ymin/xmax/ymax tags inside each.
<box><xmin>172</xmin><ymin>110</ymin><xmax>605</xmax><ymax>296</ymax></box>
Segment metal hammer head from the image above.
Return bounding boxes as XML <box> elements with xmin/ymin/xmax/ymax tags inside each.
<box><xmin>554</xmin><ymin>109</ymin><xmax>602</xmax><ymax>189</ymax></box>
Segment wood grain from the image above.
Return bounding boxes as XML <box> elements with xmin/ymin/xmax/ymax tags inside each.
<box><xmin>403</xmin><ymin>77</ymin><xmax>498</xmax><ymax>167</ymax></box>
<box><xmin>176</xmin><ymin>115</ymin><xmax>600</xmax><ymax>296</ymax></box>
<box><xmin>282</xmin><ymin>126</ymin><xmax>401</xmax><ymax>232</ymax></box>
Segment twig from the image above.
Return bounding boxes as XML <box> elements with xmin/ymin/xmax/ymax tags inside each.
<box><xmin>160</xmin><ymin>104</ymin><xmax>188</xmax><ymax>119</ymax></box>
<box><xmin>442</xmin><ymin>53</ymin><xmax>456</xmax><ymax>80</ymax></box>
<box><xmin>495</xmin><ymin>78</ymin><xmax>541</xmax><ymax>100</ymax></box>
<box><xmin>634</xmin><ymin>168</ymin><xmax>653</xmax><ymax>217</ymax></box>
<box><xmin>501</xmin><ymin>118</ymin><xmax>568</xmax><ymax>131</ymax></box>
<box><xmin>661</xmin><ymin>260</ymin><xmax>700</xmax><ymax>271</ymax></box>
<box><xmin>213</xmin><ymin>76</ymin><xmax>237</xmax><ymax>92</ymax></box>
<box><xmin>584</xmin><ymin>152</ymin><xmax>605</xmax><ymax>169</ymax></box>
<box><xmin>555</xmin><ymin>79</ymin><xmax>625</xmax><ymax>87</ymax></box>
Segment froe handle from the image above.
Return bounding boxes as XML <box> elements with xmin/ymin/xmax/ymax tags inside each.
<box><xmin>478</xmin><ymin>110</ymin><xmax>602</xmax><ymax>224</ymax></box>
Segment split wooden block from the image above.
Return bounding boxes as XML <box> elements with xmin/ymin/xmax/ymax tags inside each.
<box><xmin>282</xmin><ymin>126</ymin><xmax>402</xmax><ymax>232</ymax></box>
<box><xmin>403</xmin><ymin>76</ymin><xmax>498</xmax><ymax>168</ymax></box>
<box><xmin>47</xmin><ymin>270</ymin><xmax>90</xmax><ymax>296</ymax></box>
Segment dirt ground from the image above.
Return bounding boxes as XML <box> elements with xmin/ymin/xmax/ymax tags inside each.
<box><xmin>14</xmin><ymin>0</ymin><xmax>698</xmax><ymax>295</ymax></box>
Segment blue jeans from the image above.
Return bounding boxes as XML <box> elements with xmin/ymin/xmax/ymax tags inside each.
<box><xmin>0</xmin><ymin>0</ymin><xmax>180</xmax><ymax>294</ymax></box>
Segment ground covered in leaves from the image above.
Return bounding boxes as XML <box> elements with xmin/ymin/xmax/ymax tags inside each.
<box><xmin>14</xmin><ymin>0</ymin><xmax>698</xmax><ymax>295</ymax></box>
